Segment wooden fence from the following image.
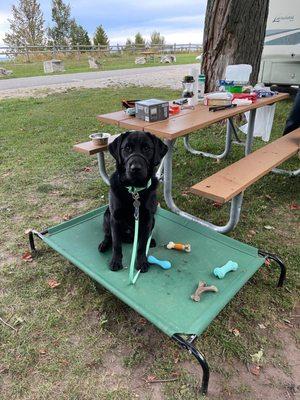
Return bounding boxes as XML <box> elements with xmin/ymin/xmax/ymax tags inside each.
<box><xmin>0</xmin><ymin>43</ymin><xmax>202</xmax><ymax>62</ymax></box>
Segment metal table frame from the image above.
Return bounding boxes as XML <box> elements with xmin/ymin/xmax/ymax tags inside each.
<box><xmin>183</xmin><ymin>108</ymin><xmax>299</xmax><ymax>177</ymax></box>
<box><xmin>95</xmin><ymin>95</ymin><xmax>298</xmax><ymax>233</ymax></box>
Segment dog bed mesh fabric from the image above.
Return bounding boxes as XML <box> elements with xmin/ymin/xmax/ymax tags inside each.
<box><xmin>40</xmin><ymin>206</ymin><xmax>265</xmax><ymax>337</ymax></box>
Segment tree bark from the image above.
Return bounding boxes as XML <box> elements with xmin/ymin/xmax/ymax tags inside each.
<box><xmin>202</xmin><ymin>0</ymin><xmax>269</xmax><ymax>92</ymax></box>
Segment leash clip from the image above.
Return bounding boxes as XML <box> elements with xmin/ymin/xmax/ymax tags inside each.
<box><xmin>132</xmin><ymin>192</ymin><xmax>140</xmax><ymax>220</ymax></box>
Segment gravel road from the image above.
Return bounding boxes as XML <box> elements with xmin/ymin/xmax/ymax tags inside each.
<box><xmin>0</xmin><ymin>64</ymin><xmax>198</xmax><ymax>99</ymax></box>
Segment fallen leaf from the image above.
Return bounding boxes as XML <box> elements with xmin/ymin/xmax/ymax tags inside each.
<box><xmin>258</xmin><ymin>323</ymin><xmax>266</xmax><ymax>330</ymax></box>
<box><xmin>230</xmin><ymin>328</ymin><xmax>240</xmax><ymax>337</ymax></box>
<box><xmin>14</xmin><ymin>317</ymin><xmax>24</xmax><ymax>326</ymax></box>
<box><xmin>283</xmin><ymin>318</ymin><xmax>292</xmax><ymax>325</ymax></box>
<box><xmin>47</xmin><ymin>279</ymin><xmax>60</xmax><ymax>289</ymax></box>
<box><xmin>39</xmin><ymin>349</ymin><xmax>47</xmax><ymax>355</ymax></box>
<box><xmin>138</xmin><ymin>317</ymin><xmax>147</xmax><ymax>326</ymax></box>
<box><xmin>83</xmin><ymin>166</ymin><xmax>92</xmax><ymax>172</ymax></box>
<box><xmin>265</xmin><ymin>194</ymin><xmax>272</xmax><ymax>200</ymax></box>
<box><xmin>24</xmin><ymin>228</ymin><xmax>32</xmax><ymax>234</ymax></box>
<box><xmin>21</xmin><ymin>251</ymin><xmax>33</xmax><ymax>262</ymax></box>
<box><xmin>249</xmin><ymin>230</ymin><xmax>256</xmax><ymax>235</ymax></box>
<box><xmin>290</xmin><ymin>202</ymin><xmax>300</xmax><ymax>210</ymax></box>
<box><xmin>264</xmin><ymin>225</ymin><xmax>275</xmax><ymax>230</ymax></box>
<box><xmin>213</xmin><ymin>202</ymin><xmax>222</xmax><ymax>208</ymax></box>
<box><xmin>265</xmin><ymin>259</ymin><xmax>271</xmax><ymax>267</ymax></box>
<box><xmin>62</xmin><ymin>214</ymin><xmax>71</xmax><ymax>221</ymax></box>
<box><xmin>250</xmin><ymin>365</ymin><xmax>260</xmax><ymax>376</ymax></box>
<box><xmin>146</xmin><ymin>375</ymin><xmax>156</xmax><ymax>383</ymax></box>
<box><xmin>250</xmin><ymin>349</ymin><xmax>263</xmax><ymax>364</ymax></box>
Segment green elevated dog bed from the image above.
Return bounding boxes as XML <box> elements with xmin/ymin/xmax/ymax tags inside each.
<box><xmin>29</xmin><ymin>206</ymin><xmax>286</xmax><ymax>395</ymax></box>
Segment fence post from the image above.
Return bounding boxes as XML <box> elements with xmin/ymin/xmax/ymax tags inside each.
<box><xmin>76</xmin><ymin>43</ymin><xmax>80</xmax><ymax>61</ymax></box>
<box><xmin>25</xmin><ymin>45</ymin><xmax>30</xmax><ymax>63</ymax></box>
<box><xmin>188</xmin><ymin>43</ymin><xmax>191</xmax><ymax>53</ymax></box>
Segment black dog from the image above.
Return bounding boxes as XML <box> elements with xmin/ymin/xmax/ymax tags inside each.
<box><xmin>98</xmin><ymin>131</ymin><xmax>168</xmax><ymax>272</ymax></box>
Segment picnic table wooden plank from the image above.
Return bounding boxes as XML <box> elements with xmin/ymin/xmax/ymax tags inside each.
<box><xmin>73</xmin><ymin>135</ymin><xmax>118</xmax><ymax>155</ymax></box>
<box><xmin>146</xmin><ymin>93</ymin><xmax>290</xmax><ymax>139</ymax></box>
<box><xmin>118</xmin><ymin>105</ymin><xmax>196</xmax><ymax>133</ymax></box>
<box><xmin>97</xmin><ymin>93</ymin><xmax>289</xmax><ymax>140</ymax></box>
<box><xmin>190</xmin><ymin>128</ymin><xmax>300</xmax><ymax>203</ymax></box>
<box><xmin>96</xmin><ymin>110</ymin><xmax>129</xmax><ymax>125</ymax></box>
<box><xmin>97</xmin><ymin>103</ymin><xmax>196</xmax><ymax>132</ymax></box>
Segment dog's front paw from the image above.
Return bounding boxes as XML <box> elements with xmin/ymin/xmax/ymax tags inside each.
<box><xmin>98</xmin><ymin>240</ymin><xmax>110</xmax><ymax>253</ymax></box>
<box><xmin>109</xmin><ymin>258</ymin><xmax>123</xmax><ymax>271</ymax></box>
<box><xmin>136</xmin><ymin>260</ymin><xmax>150</xmax><ymax>273</ymax></box>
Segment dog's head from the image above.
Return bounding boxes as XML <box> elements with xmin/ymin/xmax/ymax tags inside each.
<box><xmin>108</xmin><ymin>131</ymin><xmax>168</xmax><ymax>186</ymax></box>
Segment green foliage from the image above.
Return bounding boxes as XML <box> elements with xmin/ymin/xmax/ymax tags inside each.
<box><xmin>48</xmin><ymin>0</ymin><xmax>71</xmax><ymax>46</ymax></box>
<box><xmin>93</xmin><ymin>25</ymin><xmax>109</xmax><ymax>47</ymax></box>
<box><xmin>4</xmin><ymin>0</ymin><xmax>45</xmax><ymax>47</ymax></box>
<box><xmin>150</xmin><ymin>30</ymin><xmax>165</xmax><ymax>47</ymax></box>
<box><xmin>124</xmin><ymin>38</ymin><xmax>133</xmax><ymax>51</ymax></box>
<box><xmin>69</xmin><ymin>19</ymin><xmax>91</xmax><ymax>48</ymax></box>
<box><xmin>134</xmin><ymin>32</ymin><xmax>145</xmax><ymax>47</ymax></box>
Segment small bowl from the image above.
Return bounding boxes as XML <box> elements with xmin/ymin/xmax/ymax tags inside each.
<box><xmin>89</xmin><ymin>132</ymin><xmax>111</xmax><ymax>146</ymax></box>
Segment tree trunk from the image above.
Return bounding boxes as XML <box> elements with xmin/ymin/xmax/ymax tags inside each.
<box><xmin>202</xmin><ymin>0</ymin><xmax>269</xmax><ymax>92</ymax></box>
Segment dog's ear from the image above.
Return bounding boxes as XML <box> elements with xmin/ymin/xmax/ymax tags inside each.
<box><xmin>145</xmin><ymin>132</ymin><xmax>168</xmax><ymax>166</ymax></box>
<box><xmin>108</xmin><ymin>131</ymin><xmax>130</xmax><ymax>166</ymax></box>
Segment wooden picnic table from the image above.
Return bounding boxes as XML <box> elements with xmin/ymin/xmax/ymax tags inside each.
<box><xmin>93</xmin><ymin>92</ymin><xmax>291</xmax><ymax>233</ymax></box>
<box><xmin>97</xmin><ymin>93</ymin><xmax>289</xmax><ymax>140</ymax></box>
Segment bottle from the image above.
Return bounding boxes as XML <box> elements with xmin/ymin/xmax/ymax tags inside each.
<box><xmin>198</xmin><ymin>74</ymin><xmax>206</xmax><ymax>99</ymax></box>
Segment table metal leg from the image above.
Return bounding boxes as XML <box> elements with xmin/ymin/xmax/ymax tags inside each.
<box><xmin>245</xmin><ymin>109</ymin><xmax>256</xmax><ymax>155</ymax></box>
<box><xmin>272</xmin><ymin>167</ymin><xmax>300</xmax><ymax>177</ymax></box>
<box><xmin>97</xmin><ymin>152</ymin><xmax>110</xmax><ymax>186</ymax></box>
<box><xmin>156</xmin><ymin>157</ymin><xmax>165</xmax><ymax>181</ymax></box>
<box><xmin>163</xmin><ymin>139</ymin><xmax>243</xmax><ymax>234</ymax></box>
<box><xmin>183</xmin><ymin>118</ymin><xmax>233</xmax><ymax>160</ymax></box>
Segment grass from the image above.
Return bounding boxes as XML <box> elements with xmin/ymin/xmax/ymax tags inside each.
<box><xmin>0</xmin><ymin>53</ymin><xmax>197</xmax><ymax>79</ymax></box>
<box><xmin>0</xmin><ymin>86</ymin><xmax>299</xmax><ymax>400</ymax></box>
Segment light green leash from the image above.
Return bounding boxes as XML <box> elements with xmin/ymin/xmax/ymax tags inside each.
<box><xmin>126</xmin><ymin>179</ymin><xmax>152</xmax><ymax>285</ymax></box>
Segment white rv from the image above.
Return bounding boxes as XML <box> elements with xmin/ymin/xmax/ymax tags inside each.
<box><xmin>259</xmin><ymin>0</ymin><xmax>300</xmax><ymax>87</ymax></box>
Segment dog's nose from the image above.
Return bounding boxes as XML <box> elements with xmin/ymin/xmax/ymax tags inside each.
<box><xmin>130</xmin><ymin>163</ymin><xmax>142</xmax><ymax>173</ymax></box>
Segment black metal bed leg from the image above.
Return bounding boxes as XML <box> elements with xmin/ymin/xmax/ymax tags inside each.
<box><xmin>258</xmin><ymin>250</ymin><xmax>286</xmax><ymax>287</ymax></box>
<box><xmin>28</xmin><ymin>230</ymin><xmax>36</xmax><ymax>253</ymax></box>
<box><xmin>172</xmin><ymin>334</ymin><xmax>209</xmax><ymax>396</ymax></box>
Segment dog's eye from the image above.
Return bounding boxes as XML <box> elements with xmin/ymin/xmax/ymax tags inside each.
<box><xmin>124</xmin><ymin>145</ymin><xmax>131</xmax><ymax>152</ymax></box>
<box><xmin>143</xmin><ymin>145</ymin><xmax>150</xmax><ymax>152</ymax></box>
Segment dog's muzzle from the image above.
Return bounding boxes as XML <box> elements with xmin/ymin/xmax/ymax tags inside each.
<box><xmin>126</xmin><ymin>153</ymin><xmax>149</xmax><ymax>174</ymax></box>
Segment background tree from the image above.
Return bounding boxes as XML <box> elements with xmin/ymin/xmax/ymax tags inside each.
<box><xmin>150</xmin><ymin>31</ymin><xmax>165</xmax><ymax>47</ymax></box>
<box><xmin>48</xmin><ymin>0</ymin><xmax>71</xmax><ymax>47</ymax></box>
<box><xmin>70</xmin><ymin>20</ymin><xmax>91</xmax><ymax>48</ymax></box>
<box><xmin>202</xmin><ymin>0</ymin><xmax>269</xmax><ymax>92</ymax></box>
<box><xmin>134</xmin><ymin>32</ymin><xmax>145</xmax><ymax>48</ymax></box>
<box><xmin>93</xmin><ymin>25</ymin><xmax>109</xmax><ymax>47</ymax></box>
<box><xmin>4</xmin><ymin>0</ymin><xmax>45</xmax><ymax>47</ymax></box>
<box><xmin>124</xmin><ymin>38</ymin><xmax>133</xmax><ymax>51</ymax></box>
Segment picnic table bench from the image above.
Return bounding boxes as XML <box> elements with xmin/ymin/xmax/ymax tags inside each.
<box><xmin>191</xmin><ymin>128</ymin><xmax>300</xmax><ymax>203</ymax></box>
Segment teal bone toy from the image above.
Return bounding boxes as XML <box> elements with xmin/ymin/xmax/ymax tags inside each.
<box><xmin>148</xmin><ymin>255</ymin><xmax>172</xmax><ymax>270</ymax></box>
<box><xmin>213</xmin><ymin>261</ymin><xmax>239</xmax><ymax>279</ymax></box>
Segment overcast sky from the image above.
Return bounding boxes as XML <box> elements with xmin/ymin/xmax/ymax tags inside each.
<box><xmin>0</xmin><ymin>0</ymin><xmax>207</xmax><ymax>45</ymax></box>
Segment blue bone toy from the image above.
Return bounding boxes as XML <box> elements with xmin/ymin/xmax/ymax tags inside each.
<box><xmin>213</xmin><ymin>261</ymin><xmax>238</xmax><ymax>279</ymax></box>
<box><xmin>147</xmin><ymin>255</ymin><xmax>172</xmax><ymax>270</ymax></box>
